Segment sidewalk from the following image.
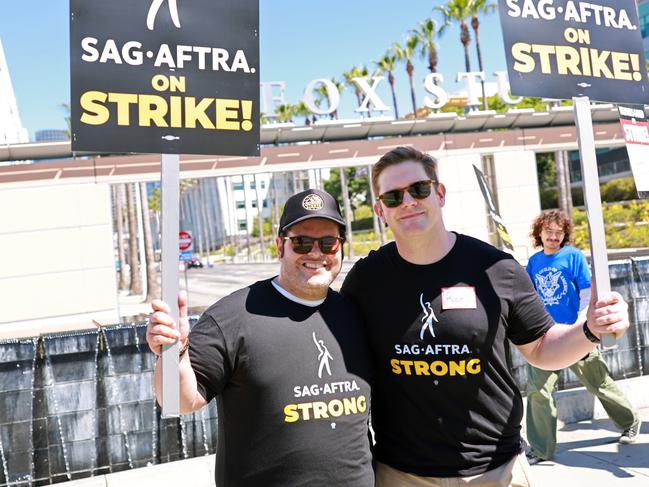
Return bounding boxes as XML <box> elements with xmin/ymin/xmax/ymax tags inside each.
<box><xmin>524</xmin><ymin>406</ymin><xmax>649</xmax><ymax>485</ymax></box>
<box><xmin>63</xmin><ymin>407</ymin><xmax>649</xmax><ymax>487</ymax></box>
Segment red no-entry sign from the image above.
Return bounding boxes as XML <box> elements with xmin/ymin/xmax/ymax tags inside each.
<box><xmin>179</xmin><ymin>231</ymin><xmax>193</xmax><ymax>251</ymax></box>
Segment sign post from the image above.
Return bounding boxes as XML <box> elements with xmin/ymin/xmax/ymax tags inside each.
<box><xmin>498</xmin><ymin>0</ymin><xmax>649</xmax><ymax>347</ymax></box>
<box><xmin>71</xmin><ymin>0</ymin><xmax>260</xmax><ymax>416</ymax></box>
<box><xmin>573</xmin><ymin>97</ymin><xmax>614</xmax><ymax>347</ymax></box>
<box><xmin>161</xmin><ymin>154</ymin><xmax>180</xmax><ymax>414</ymax></box>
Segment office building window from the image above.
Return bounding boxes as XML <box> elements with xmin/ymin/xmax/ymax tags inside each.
<box><xmin>238</xmin><ymin>220</ymin><xmax>247</xmax><ymax>230</ymax></box>
<box><xmin>233</xmin><ymin>182</ymin><xmax>244</xmax><ymax>190</ymax></box>
<box><xmin>236</xmin><ymin>201</ymin><xmax>245</xmax><ymax>209</ymax></box>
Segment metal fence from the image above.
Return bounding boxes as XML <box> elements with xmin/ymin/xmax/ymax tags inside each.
<box><xmin>0</xmin><ymin>323</ymin><xmax>217</xmax><ymax>486</ymax></box>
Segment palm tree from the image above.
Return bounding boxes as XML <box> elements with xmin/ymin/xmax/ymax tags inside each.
<box><xmin>343</xmin><ymin>66</ymin><xmax>365</xmax><ymax>108</ymax></box>
<box><xmin>344</xmin><ymin>66</ymin><xmax>374</xmax><ymax>117</ymax></box>
<box><xmin>125</xmin><ymin>183</ymin><xmax>143</xmax><ymax>295</ymax></box>
<box><xmin>113</xmin><ymin>185</ymin><xmax>128</xmax><ymax>290</ymax></box>
<box><xmin>468</xmin><ymin>0</ymin><xmax>497</xmax><ymax>109</ymax></box>
<box><xmin>436</xmin><ymin>0</ymin><xmax>473</xmax><ymax>74</ymax></box>
<box><xmin>329</xmin><ymin>78</ymin><xmax>345</xmax><ymax>119</ymax></box>
<box><xmin>294</xmin><ymin>101</ymin><xmax>312</xmax><ymax>125</ymax></box>
<box><xmin>412</xmin><ymin>18</ymin><xmax>441</xmax><ymax>76</ymax></box>
<box><xmin>374</xmin><ymin>54</ymin><xmax>400</xmax><ymax>119</ymax></box>
<box><xmin>392</xmin><ymin>36</ymin><xmax>420</xmax><ymax>118</ymax></box>
<box><xmin>60</xmin><ymin>103</ymin><xmax>71</xmax><ymax>139</ymax></box>
<box><xmin>314</xmin><ymin>79</ymin><xmax>346</xmax><ymax>120</ymax></box>
<box><xmin>274</xmin><ymin>103</ymin><xmax>295</xmax><ymax>123</ymax></box>
<box><xmin>139</xmin><ymin>181</ymin><xmax>160</xmax><ymax>302</ymax></box>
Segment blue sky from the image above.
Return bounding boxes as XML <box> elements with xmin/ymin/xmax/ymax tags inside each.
<box><xmin>0</xmin><ymin>1</ymin><xmax>506</xmax><ymax>139</ymax></box>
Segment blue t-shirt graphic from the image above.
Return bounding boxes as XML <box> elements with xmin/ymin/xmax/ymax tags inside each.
<box><xmin>526</xmin><ymin>246</ymin><xmax>591</xmax><ymax>324</ymax></box>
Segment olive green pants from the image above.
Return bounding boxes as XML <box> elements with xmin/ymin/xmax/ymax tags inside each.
<box><xmin>525</xmin><ymin>348</ymin><xmax>638</xmax><ymax>460</ymax></box>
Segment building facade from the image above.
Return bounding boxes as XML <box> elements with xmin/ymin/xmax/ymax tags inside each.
<box><xmin>640</xmin><ymin>0</ymin><xmax>649</xmax><ymax>58</ymax></box>
<box><xmin>0</xmin><ymin>39</ymin><xmax>28</xmax><ymax>145</ymax></box>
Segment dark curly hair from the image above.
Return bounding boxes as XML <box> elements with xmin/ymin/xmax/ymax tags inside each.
<box><xmin>530</xmin><ymin>210</ymin><xmax>573</xmax><ymax>249</ymax></box>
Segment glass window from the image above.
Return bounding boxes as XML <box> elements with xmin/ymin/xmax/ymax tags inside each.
<box><xmin>233</xmin><ymin>182</ymin><xmax>244</xmax><ymax>190</ymax></box>
<box><xmin>238</xmin><ymin>220</ymin><xmax>247</xmax><ymax>230</ymax></box>
<box><xmin>236</xmin><ymin>201</ymin><xmax>245</xmax><ymax>209</ymax></box>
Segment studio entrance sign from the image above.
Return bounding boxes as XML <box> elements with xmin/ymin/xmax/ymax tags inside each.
<box><xmin>499</xmin><ymin>0</ymin><xmax>649</xmax><ymax>104</ymax></box>
<box><xmin>70</xmin><ymin>0</ymin><xmax>260</xmax><ymax>156</ymax></box>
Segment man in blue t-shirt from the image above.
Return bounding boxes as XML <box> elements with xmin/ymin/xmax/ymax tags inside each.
<box><xmin>525</xmin><ymin>210</ymin><xmax>641</xmax><ymax>464</ymax></box>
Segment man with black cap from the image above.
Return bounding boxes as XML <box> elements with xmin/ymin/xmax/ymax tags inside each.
<box><xmin>146</xmin><ymin>189</ymin><xmax>373</xmax><ymax>487</ymax></box>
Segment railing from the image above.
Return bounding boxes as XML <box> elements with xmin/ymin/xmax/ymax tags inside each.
<box><xmin>0</xmin><ymin>322</ymin><xmax>216</xmax><ymax>486</ymax></box>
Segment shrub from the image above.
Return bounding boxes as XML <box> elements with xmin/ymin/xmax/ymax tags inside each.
<box><xmin>600</xmin><ymin>178</ymin><xmax>637</xmax><ymax>202</ymax></box>
<box><xmin>572</xmin><ymin>200</ymin><xmax>649</xmax><ymax>249</ymax></box>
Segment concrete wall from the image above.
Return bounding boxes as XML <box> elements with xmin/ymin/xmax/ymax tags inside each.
<box><xmin>439</xmin><ymin>152</ymin><xmax>491</xmax><ymax>245</ymax></box>
<box><xmin>439</xmin><ymin>149</ymin><xmax>541</xmax><ymax>262</ymax></box>
<box><xmin>0</xmin><ymin>183</ymin><xmax>118</xmax><ymax>332</ymax></box>
<box><xmin>493</xmin><ymin>150</ymin><xmax>541</xmax><ymax>261</ymax></box>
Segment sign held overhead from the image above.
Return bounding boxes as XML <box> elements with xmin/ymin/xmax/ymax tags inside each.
<box><xmin>499</xmin><ymin>0</ymin><xmax>649</xmax><ymax>104</ymax></box>
<box><xmin>70</xmin><ymin>0</ymin><xmax>260</xmax><ymax>156</ymax></box>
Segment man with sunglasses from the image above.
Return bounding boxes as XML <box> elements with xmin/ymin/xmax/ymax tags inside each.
<box><xmin>146</xmin><ymin>189</ymin><xmax>373</xmax><ymax>487</ymax></box>
<box><xmin>341</xmin><ymin>146</ymin><xmax>630</xmax><ymax>486</ymax></box>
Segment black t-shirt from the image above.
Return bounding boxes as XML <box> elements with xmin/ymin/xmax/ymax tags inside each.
<box><xmin>340</xmin><ymin>234</ymin><xmax>554</xmax><ymax>477</ymax></box>
<box><xmin>188</xmin><ymin>278</ymin><xmax>374</xmax><ymax>487</ymax></box>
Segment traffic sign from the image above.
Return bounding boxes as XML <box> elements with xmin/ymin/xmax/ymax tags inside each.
<box><xmin>179</xmin><ymin>231</ymin><xmax>193</xmax><ymax>252</ymax></box>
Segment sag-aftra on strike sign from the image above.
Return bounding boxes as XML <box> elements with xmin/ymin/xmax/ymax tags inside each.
<box><xmin>499</xmin><ymin>0</ymin><xmax>649</xmax><ymax>103</ymax></box>
<box><xmin>70</xmin><ymin>0</ymin><xmax>260</xmax><ymax>156</ymax></box>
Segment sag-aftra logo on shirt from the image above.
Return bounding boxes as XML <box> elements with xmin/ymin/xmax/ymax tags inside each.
<box><xmin>283</xmin><ymin>332</ymin><xmax>367</xmax><ymax>425</ymax></box>
<box><xmin>390</xmin><ymin>290</ymin><xmax>482</xmax><ymax>378</ymax></box>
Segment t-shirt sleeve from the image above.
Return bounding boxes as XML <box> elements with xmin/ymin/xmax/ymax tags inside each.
<box><xmin>340</xmin><ymin>260</ymin><xmax>363</xmax><ymax>304</ymax></box>
<box><xmin>574</xmin><ymin>249</ymin><xmax>591</xmax><ymax>291</ymax></box>
<box><xmin>187</xmin><ymin>313</ymin><xmax>232</xmax><ymax>403</ymax></box>
<box><xmin>507</xmin><ymin>260</ymin><xmax>555</xmax><ymax>345</ymax></box>
<box><xmin>525</xmin><ymin>259</ymin><xmax>536</xmax><ymax>289</ymax></box>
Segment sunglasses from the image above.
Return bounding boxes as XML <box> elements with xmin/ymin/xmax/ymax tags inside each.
<box><xmin>283</xmin><ymin>236</ymin><xmax>345</xmax><ymax>254</ymax></box>
<box><xmin>377</xmin><ymin>179</ymin><xmax>436</xmax><ymax>208</ymax></box>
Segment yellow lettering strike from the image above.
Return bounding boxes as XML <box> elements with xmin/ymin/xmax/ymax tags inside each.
<box><xmin>80</xmin><ymin>91</ymin><xmax>109</xmax><ymax>125</ymax></box>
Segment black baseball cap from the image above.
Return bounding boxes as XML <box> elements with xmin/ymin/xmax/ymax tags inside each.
<box><xmin>279</xmin><ymin>189</ymin><xmax>345</xmax><ymax>234</ymax></box>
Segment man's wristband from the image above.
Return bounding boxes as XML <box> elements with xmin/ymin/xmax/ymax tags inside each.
<box><xmin>582</xmin><ymin>321</ymin><xmax>600</xmax><ymax>343</ymax></box>
<box><xmin>155</xmin><ymin>339</ymin><xmax>190</xmax><ymax>358</ymax></box>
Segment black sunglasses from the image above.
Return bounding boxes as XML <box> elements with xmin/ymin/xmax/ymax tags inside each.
<box><xmin>377</xmin><ymin>179</ymin><xmax>436</xmax><ymax>208</ymax></box>
<box><xmin>283</xmin><ymin>236</ymin><xmax>345</xmax><ymax>254</ymax></box>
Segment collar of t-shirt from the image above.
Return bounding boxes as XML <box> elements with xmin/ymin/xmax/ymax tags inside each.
<box><xmin>271</xmin><ymin>278</ymin><xmax>325</xmax><ymax>307</ymax></box>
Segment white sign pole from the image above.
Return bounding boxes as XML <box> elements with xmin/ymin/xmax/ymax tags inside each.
<box><xmin>573</xmin><ymin>97</ymin><xmax>616</xmax><ymax>348</ymax></box>
<box><xmin>160</xmin><ymin>153</ymin><xmax>181</xmax><ymax>416</ymax></box>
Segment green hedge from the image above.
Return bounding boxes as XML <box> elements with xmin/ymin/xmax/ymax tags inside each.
<box><xmin>573</xmin><ymin>200</ymin><xmax>649</xmax><ymax>249</ymax></box>
<box><xmin>541</xmin><ymin>177</ymin><xmax>638</xmax><ymax>209</ymax></box>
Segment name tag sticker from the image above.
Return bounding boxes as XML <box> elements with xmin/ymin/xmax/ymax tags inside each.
<box><xmin>441</xmin><ymin>286</ymin><xmax>477</xmax><ymax>310</ymax></box>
